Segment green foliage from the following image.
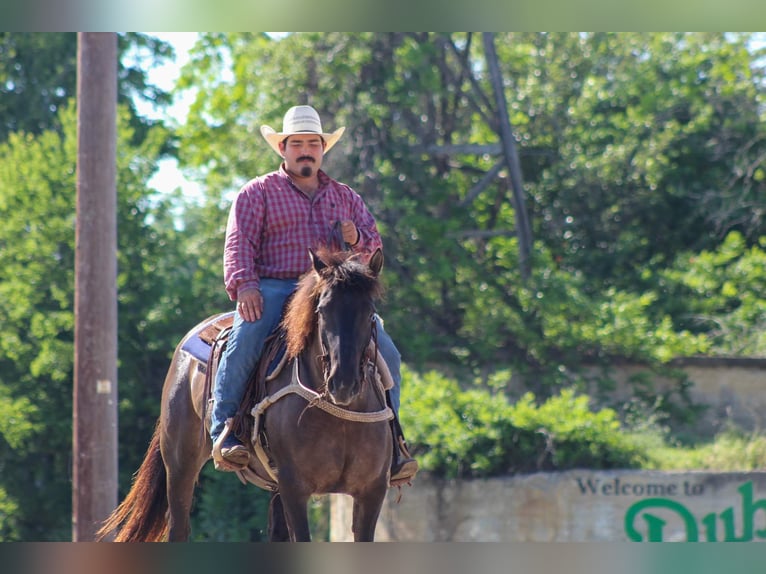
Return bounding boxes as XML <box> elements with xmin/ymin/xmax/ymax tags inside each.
<box><xmin>190</xmin><ymin>466</ymin><xmax>272</xmax><ymax>541</ymax></box>
<box><xmin>0</xmin><ymin>33</ymin><xmax>174</xmax><ymax>146</ymax></box>
<box><xmin>0</xmin><ymin>120</ymin><xmax>78</xmax><ymax>540</ymax></box>
<box><xmin>0</xmin><ymin>99</ymin><xmax>183</xmax><ymax>539</ymax></box>
<box><xmin>175</xmin><ymin>32</ymin><xmax>766</xmax><ymax>376</ymax></box>
<box><xmin>0</xmin><ymin>486</ymin><xmax>20</xmax><ymax>541</ymax></box>
<box><xmin>401</xmin><ymin>366</ymin><xmax>649</xmax><ymax>478</ymax></box>
<box><xmin>0</xmin><ymin>33</ymin><xmax>77</xmax><ymax>139</ymax></box>
<box><xmin>658</xmin><ymin>231</ymin><xmax>766</xmax><ymax>355</ymax></box>
<box><xmin>0</xmin><ymin>390</ymin><xmax>39</xmax><ymax>450</ymax></box>
<box><xmin>647</xmin><ymin>430</ymin><xmax>766</xmax><ymax>471</ymax></box>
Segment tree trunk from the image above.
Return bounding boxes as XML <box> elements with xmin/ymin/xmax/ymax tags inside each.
<box><xmin>483</xmin><ymin>32</ymin><xmax>532</xmax><ymax>282</ymax></box>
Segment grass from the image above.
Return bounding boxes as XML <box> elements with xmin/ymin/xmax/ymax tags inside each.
<box><xmin>643</xmin><ymin>430</ymin><xmax>766</xmax><ymax>471</ymax></box>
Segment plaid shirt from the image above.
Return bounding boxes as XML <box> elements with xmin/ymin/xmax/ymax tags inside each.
<box><xmin>223</xmin><ymin>165</ymin><xmax>383</xmax><ymax>300</ymax></box>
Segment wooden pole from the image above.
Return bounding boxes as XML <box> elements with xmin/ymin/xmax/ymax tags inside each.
<box><xmin>73</xmin><ymin>32</ymin><xmax>118</xmax><ymax>541</ymax></box>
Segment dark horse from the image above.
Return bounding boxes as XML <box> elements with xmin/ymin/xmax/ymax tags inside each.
<box><xmin>97</xmin><ymin>247</ymin><xmax>394</xmax><ymax>541</ymax></box>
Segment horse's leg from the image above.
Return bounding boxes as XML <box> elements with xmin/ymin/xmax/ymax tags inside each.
<box><xmin>268</xmin><ymin>493</ymin><xmax>291</xmax><ymax>542</ymax></box>
<box><xmin>352</xmin><ymin>483</ymin><xmax>388</xmax><ymax>542</ymax></box>
<box><xmin>276</xmin><ymin>477</ymin><xmax>312</xmax><ymax>541</ymax></box>
<box><xmin>160</xmin><ymin>352</ymin><xmax>210</xmax><ymax>542</ymax></box>
<box><xmin>164</xmin><ymin>453</ymin><xmax>208</xmax><ymax>541</ymax></box>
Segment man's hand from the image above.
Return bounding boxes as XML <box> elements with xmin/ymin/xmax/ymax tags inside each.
<box><xmin>236</xmin><ymin>288</ymin><xmax>263</xmax><ymax>322</ymax></box>
<box><xmin>340</xmin><ymin>220</ymin><xmax>359</xmax><ymax>246</ymax></box>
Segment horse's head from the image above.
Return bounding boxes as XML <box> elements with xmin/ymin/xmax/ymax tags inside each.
<box><xmin>311</xmin><ymin>248</ymin><xmax>383</xmax><ymax>406</ymax></box>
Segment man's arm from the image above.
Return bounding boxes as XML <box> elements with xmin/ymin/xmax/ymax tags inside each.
<box><xmin>223</xmin><ymin>179</ymin><xmax>265</xmax><ymax>301</ymax></box>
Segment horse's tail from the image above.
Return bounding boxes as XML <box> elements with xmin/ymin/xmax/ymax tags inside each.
<box><xmin>96</xmin><ymin>421</ymin><xmax>169</xmax><ymax>542</ymax></box>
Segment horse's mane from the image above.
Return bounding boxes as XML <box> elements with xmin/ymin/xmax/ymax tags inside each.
<box><xmin>281</xmin><ymin>247</ymin><xmax>383</xmax><ymax>359</ymax></box>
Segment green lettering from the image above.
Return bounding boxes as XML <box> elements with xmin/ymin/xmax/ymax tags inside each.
<box><xmin>718</xmin><ymin>481</ymin><xmax>766</xmax><ymax>541</ymax></box>
<box><xmin>740</xmin><ymin>481</ymin><xmax>766</xmax><ymax>539</ymax></box>
<box><xmin>625</xmin><ymin>498</ymin><xmax>699</xmax><ymax>542</ymax></box>
<box><xmin>702</xmin><ymin>512</ymin><xmax>717</xmax><ymax>542</ymax></box>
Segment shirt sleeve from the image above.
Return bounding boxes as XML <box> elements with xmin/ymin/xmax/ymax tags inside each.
<box><xmin>223</xmin><ymin>179</ymin><xmax>265</xmax><ymax>301</ymax></box>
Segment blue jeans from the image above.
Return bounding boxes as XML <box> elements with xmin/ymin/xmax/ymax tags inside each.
<box><xmin>210</xmin><ymin>278</ymin><xmax>402</xmax><ymax>442</ymax></box>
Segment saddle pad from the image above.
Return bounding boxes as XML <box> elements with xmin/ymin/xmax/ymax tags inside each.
<box><xmin>181</xmin><ymin>312</ymin><xmax>235</xmax><ymax>365</ymax></box>
<box><xmin>181</xmin><ymin>311</ymin><xmax>286</xmax><ymax>377</ymax></box>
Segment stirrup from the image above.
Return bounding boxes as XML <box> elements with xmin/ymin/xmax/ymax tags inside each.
<box><xmin>390</xmin><ymin>436</ymin><xmax>418</xmax><ymax>486</ymax></box>
<box><xmin>212</xmin><ymin>419</ymin><xmax>250</xmax><ymax>472</ymax></box>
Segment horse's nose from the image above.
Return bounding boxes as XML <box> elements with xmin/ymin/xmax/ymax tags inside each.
<box><xmin>327</xmin><ymin>374</ymin><xmax>356</xmax><ymax>406</ymax></box>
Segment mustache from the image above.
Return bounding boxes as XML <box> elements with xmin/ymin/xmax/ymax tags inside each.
<box><xmin>297</xmin><ymin>156</ymin><xmax>315</xmax><ymax>163</ymax></box>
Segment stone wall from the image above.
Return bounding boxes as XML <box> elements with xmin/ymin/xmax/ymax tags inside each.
<box><xmin>330</xmin><ymin>470</ymin><xmax>766</xmax><ymax>542</ymax></box>
<box><xmin>584</xmin><ymin>357</ymin><xmax>766</xmax><ymax>435</ymax></box>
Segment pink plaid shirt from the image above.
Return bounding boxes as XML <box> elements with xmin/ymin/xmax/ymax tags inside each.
<box><xmin>223</xmin><ymin>165</ymin><xmax>383</xmax><ymax>300</ymax></box>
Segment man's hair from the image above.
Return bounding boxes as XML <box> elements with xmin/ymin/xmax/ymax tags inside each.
<box><xmin>281</xmin><ymin>135</ymin><xmax>327</xmax><ymax>147</ymax></box>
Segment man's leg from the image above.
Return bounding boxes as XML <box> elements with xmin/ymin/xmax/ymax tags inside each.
<box><xmin>375</xmin><ymin>315</ymin><xmax>418</xmax><ymax>484</ymax></box>
<box><xmin>211</xmin><ymin>278</ymin><xmax>296</xmax><ymax>469</ymax></box>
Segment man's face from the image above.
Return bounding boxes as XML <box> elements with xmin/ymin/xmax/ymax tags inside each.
<box><xmin>280</xmin><ymin>134</ymin><xmax>325</xmax><ymax>178</ymax></box>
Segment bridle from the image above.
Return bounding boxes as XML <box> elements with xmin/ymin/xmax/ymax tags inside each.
<box><xmin>318</xmin><ymin>310</ymin><xmax>379</xmax><ymax>398</ymax></box>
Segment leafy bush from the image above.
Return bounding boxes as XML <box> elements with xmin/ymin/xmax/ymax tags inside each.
<box><xmin>401</xmin><ymin>366</ymin><xmax>650</xmax><ymax>478</ymax></box>
<box><xmin>659</xmin><ymin>232</ymin><xmax>766</xmax><ymax>355</ymax></box>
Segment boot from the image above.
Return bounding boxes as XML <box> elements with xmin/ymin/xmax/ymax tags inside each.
<box><xmin>212</xmin><ymin>418</ymin><xmax>250</xmax><ymax>471</ymax></box>
<box><xmin>390</xmin><ymin>430</ymin><xmax>419</xmax><ymax>485</ymax></box>
<box><xmin>388</xmin><ymin>398</ymin><xmax>418</xmax><ymax>485</ymax></box>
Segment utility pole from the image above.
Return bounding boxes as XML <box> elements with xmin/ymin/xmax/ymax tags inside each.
<box><xmin>73</xmin><ymin>32</ymin><xmax>118</xmax><ymax>541</ymax></box>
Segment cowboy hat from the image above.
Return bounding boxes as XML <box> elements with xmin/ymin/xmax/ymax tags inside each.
<box><xmin>260</xmin><ymin>105</ymin><xmax>345</xmax><ymax>155</ymax></box>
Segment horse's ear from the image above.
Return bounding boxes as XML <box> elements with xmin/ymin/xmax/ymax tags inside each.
<box><xmin>309</xmin><ymin>248</ymin><xmax>327</xmax><ymax>273</ymax></box>
<box><xmin>368</xmin><ymin>248</ymin><xmax>384</xmax><ymax>276</ymax></box>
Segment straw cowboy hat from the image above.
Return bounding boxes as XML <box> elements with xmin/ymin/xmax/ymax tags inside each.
<box><xmin>260</xmin><ymin>105</ymin><xmax>345</xmax><ymax>156</ymax></box>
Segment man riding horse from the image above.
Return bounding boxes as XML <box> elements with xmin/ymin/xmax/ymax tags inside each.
<box><xmin>210</xmin><ymin>105</ymin><xmax>418</xmax><ymax>484</ymax></box>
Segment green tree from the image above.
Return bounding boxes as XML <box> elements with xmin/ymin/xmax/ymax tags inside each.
<box><xmin>526</xmin><ymin>33</ymin><xmax>766</xmax><ymax>286</ymax></box>
<box><xmin>176</xmin><ymin>33</ymin><xmax>750</xmax><ymax>371</ymax></box>
<box><xmin>0</xmin><ymin>32</ymin><xmax>175</xmax><ymax>146</ymax></box>
<box><xmin>0</xmin><ymin>100</ymin><xmax>193</xmax><ymax>539</ymax></box>
<box><xmin>659</xmin><ymin>231</ymin><xmax>766</xmax><ymax>355</ymax></box>
<box><xmin>0</xmin><ymin>122</ymin><xmax>76</xmax><ymax>539</ymax></box>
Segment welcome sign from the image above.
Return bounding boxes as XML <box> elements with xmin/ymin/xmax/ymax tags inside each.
<box><xmin>334</xmin><ymin>471</ymin><xmax>766</xmax><ymax>541</ymax></box>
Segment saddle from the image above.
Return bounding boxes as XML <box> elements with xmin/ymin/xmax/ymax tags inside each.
<box><xmin>200</xmin><ymin>314</ymin><xmax>394</xmax><ymax>490</ymax></box>
<box><xmin>197</xmin><ymin>314</ymin><xmax>234</xmax><ymax>349</ymax></box>
<box><xmin>198</xmin><ymin>315</ymin><xmax>288</xmax><ymax>415</ymax></box>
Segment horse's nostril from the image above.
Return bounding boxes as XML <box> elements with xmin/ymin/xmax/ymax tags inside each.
<box><xmin>328</xmin><ymin>378</ymin><xmax>358</xmax><ymax>406</ymax></box>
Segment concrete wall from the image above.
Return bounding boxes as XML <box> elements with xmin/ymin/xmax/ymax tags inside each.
<box><xmin>661</xmin><ymin>358</ymin><xmax>766</xmax><ymax>432</ymax></box>
<box><xmin>583</xmin><ymin>358</ymin><xmax>766</xmax><ymax>434</ymax></box>
<box><xmin>330</xmin><ymin>470</ymin><xmax>766</xmax><ymax>542</ymax></box>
